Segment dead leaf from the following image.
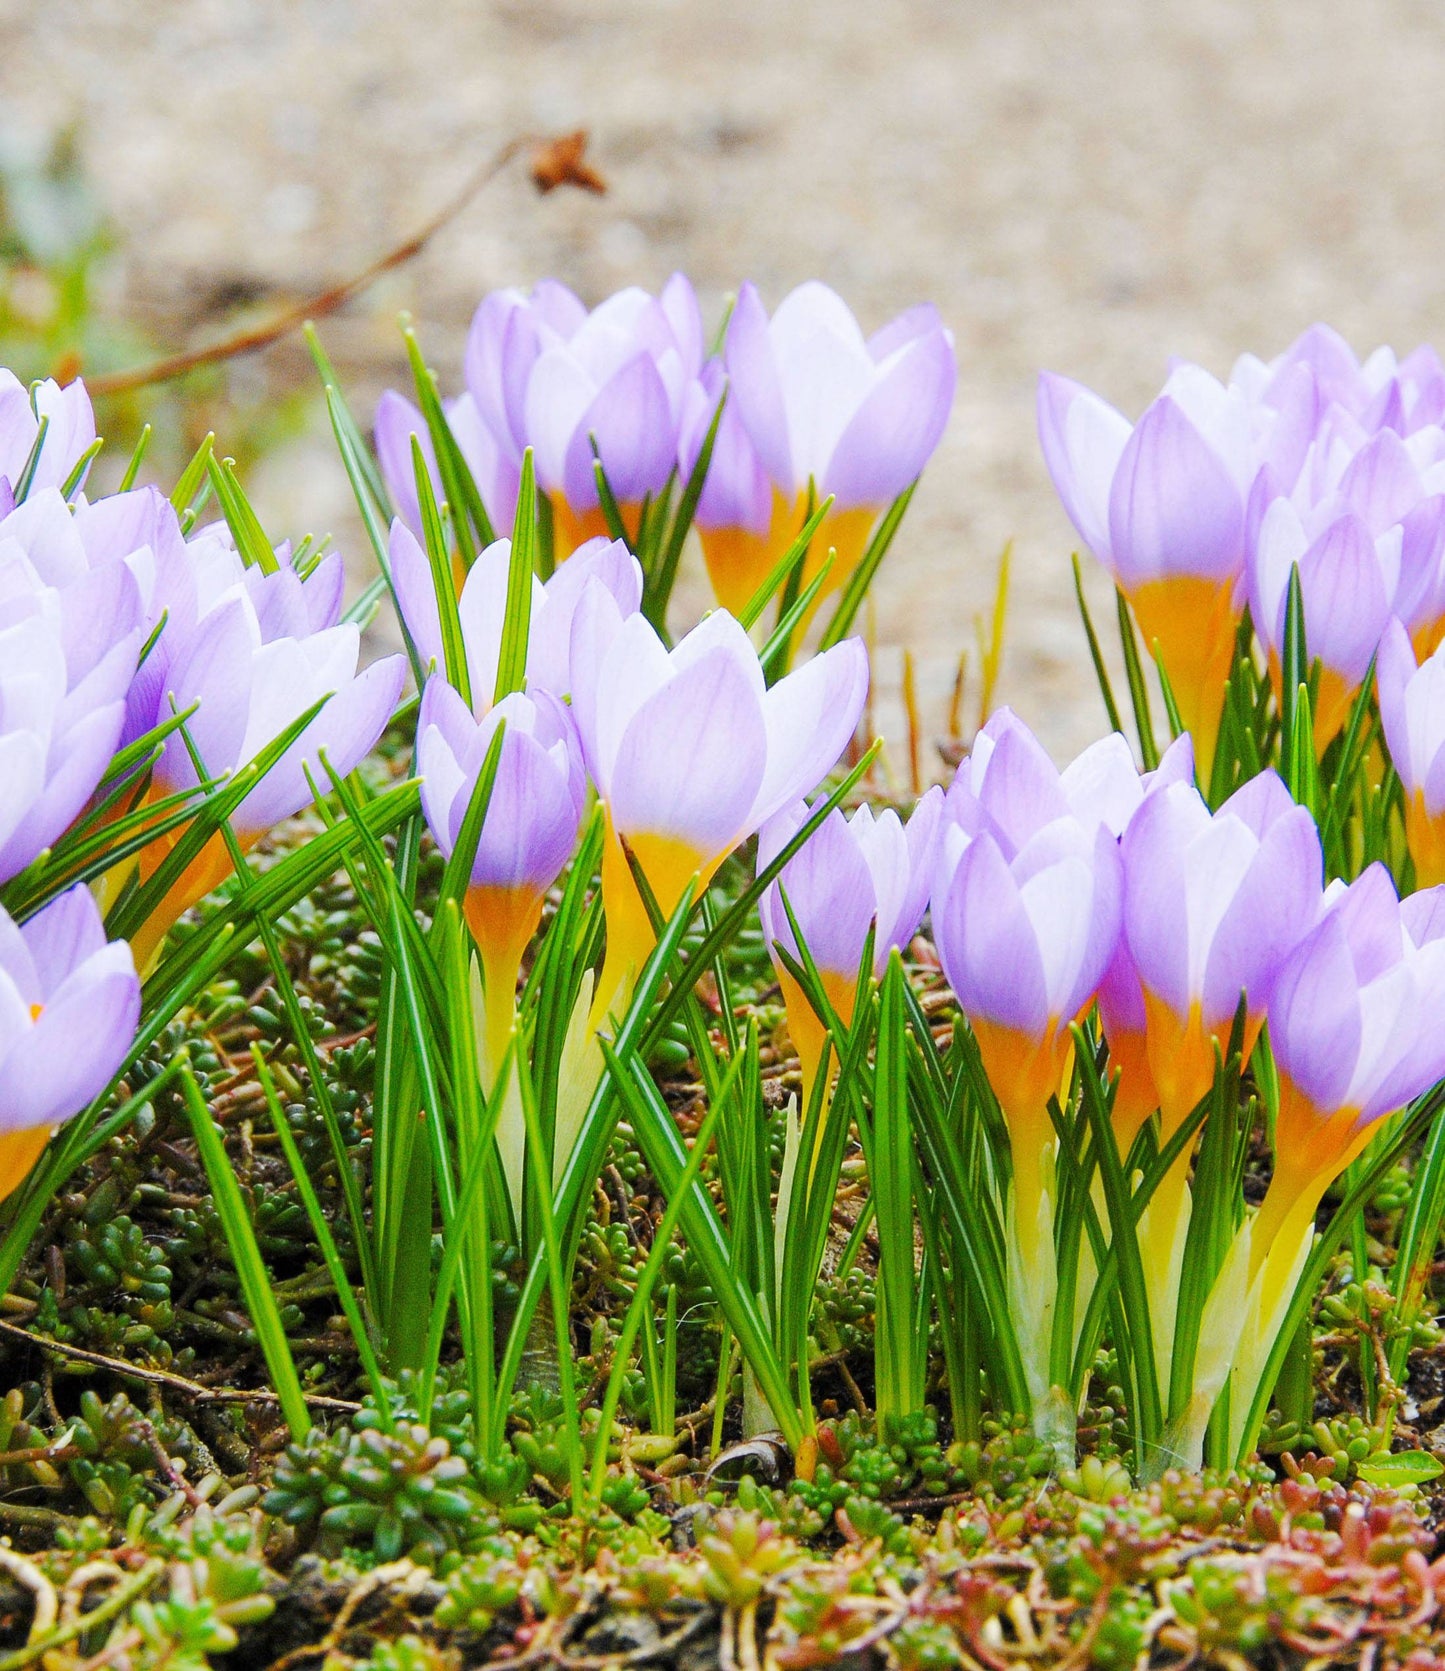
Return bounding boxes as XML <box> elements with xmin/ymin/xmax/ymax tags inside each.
<box><xmin>530</xmin><ymin>130</ymin><xmax>607</xmax><ymax>195</ymax></box>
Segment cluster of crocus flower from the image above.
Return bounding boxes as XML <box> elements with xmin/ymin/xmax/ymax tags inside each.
<box><xmin>116</xmin><ymin>520</ymin><xmax>406</xmax><ymax>970</ymax></box>
<box><xmin>1040</xmin><ymin>327</ymin><xmax>1445</xmax><ymax>782</ymax></box>
<box><xmin>0</xmin><ymin>371</ymin><xmax>407</xmax><ymax>1207</ymax></box>
<box><xmin>395</xmin><ymin>511</ymin><xmax>870</xmax><ymax>1213</ymax></box>
<box><xmin>377</xmin><ymin>275</ymin><xmax>955</xmax><ymax>620</ymax></box>
<box><xmin>759</xmin><ymin>695</ymin><xmax>1445</xmax><ymax>1455</ymax></box>
<box><xmin>1184</xmin><ymin>865</ymin><xmax>1445</xmax><ymax>1463</ymax></box>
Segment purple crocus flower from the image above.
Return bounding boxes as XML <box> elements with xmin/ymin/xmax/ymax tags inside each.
<box><xmin>0</xmin><ymin>373</ymin><xmax>96</xmax><ymax>499</ymax></box>
<box><xmin>0</xmin><ymin>495</ymin><xmax>147</xmax><ymax>883</ymax></box>
<box><xmin>932</xmin><ymin>813</ymin><xmax>1121</xmax><ymax>1129</ymax></box>
<box><xmin>0</xmin><ymin>885</ymin><xmax>140</xmax><ymax>1203</ymax></box>
<box><xmin>1111</xmin><ymin>768</ymin><xmax>1320</xmax><ymax>1400</ymax></box>
<box><xmin>1377</xmin><ymin>618</ymin><xmax>1445</xmax><ymax>886</ymax></box>
<box><xmin>758</xmin><ymin>788</ymin><xmax>942</xmax><ymax>1112</ymax></box>
<box><xmin>418</xmin><ymin>678</ymin><xmax>587</xmax><ymax>942</ymax></box>
<box><xmin>388</xmin><ymin>521</ymin><xmax>642</xmax><ymax>704</ymax></box>
<box><xmin>374</xmin><ymin>387</ymin><xmax>521</xmax><ymax>542</ymax></box>
<box><xmin>1120</xmin><ymin>769</ymin><xmax>1323</xmax><ymax>1132</ymax></box>
<box><xmin>1188</xmin><ymin>864</ymin><xmax>1445</xmax><ymax>1464</ymax></box>
<box><xmin>721</xmin><ymin>282</ymin><xmax>955</xmax><ymax>608</ymax></box>
<box><xmin>1039</xmin><ymin>360</ymin><xmax>1301</xmax><ymax>773</ymax></box>
<box><xmin>569</xmin><ymin>585</ymin><xmax>868</xmax><ymax>1022</ymax></box>
<box><xmin>931</xmin><ymin>788</ymin><xmax>1121</xmax><ymax>1422</ymax></box>
<box><xmin>123</xmin><ymin>525</ymin><xmax>405</xmax><ymax>970</ymax></box>
<box><xmin>1247</xmin><ymin>425</ymin><xmax>1445</xmax><ymax>746</ymax></box>
<box><xmin>483</xmin><ymin>275</ymin><xmax>703</xmax><ymax>552</ymax></box>
<box><xmin>418</xmin><ymin>675</ymin><xmax>586</xmax><ymax>1202</ymax></box>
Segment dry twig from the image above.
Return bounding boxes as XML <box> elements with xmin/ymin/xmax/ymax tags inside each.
<box><xmin>83</xmin><ymin>129</ymin><xmax>605</xmax><ymax>396</ymax></box>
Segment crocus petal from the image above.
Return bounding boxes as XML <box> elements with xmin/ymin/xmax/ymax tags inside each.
<box><xmin>389</xmin><ymin>518</ymin><xmax>444</xmax><ymax>672</ymax></box>
<box><xmin>725</xmin><ymin>283</ymin><xmax>794</xmax><ymax>491</ymax></box>
<box><xmin>1109</xmin><ymin>394</ymin><xmax>1244</xmax><ymax>588</ymax></box>
<box><xmin>608</xmin><ymin>646</ymin><xmax>768</xmax><ymax>856</ymax></box>
<box><xmin>1037</xmin><ymin>372</ymin><xmax>1131</xmax><ymax>564</ymax></box>
<box><xmin>1269</xmin><ymin>912</ymin><xmax>1364</xmax><ymax>1111</ymax></box>
<box><xmin>2</xmin><ymin>953</ymin><xmax>139</xmax><ymax>1132</ymax></box>
<box><xmin>374</xmin><ymin>390</ymin><xmax>428</xmax><ymax>533</ymax></box>
<box><xmin>935</xmin><ymin>831</ymin><xmax>1050</xmax><ymax>1035</ymax></box>
<box><xmin>20</xmin><ymin>882</ymin><xmax>108</xmax><ymax>996</ymax></box>
<box><xmin>750</xmin><ymin>638</ymin><xmax>868</xmax><ymax>828</ymax></box>
<box><xmin>236</xmin><ymin>654</ymin><xmax>406</xmax><ymax>832</ymax></box>
<box><xmin>560</xmin><ymin>351</ymin><xmax>676</xmax><ymax>509</ymax></box>
<box><xmin>822</xmin><ymin>329</ymin><xmax>956</xmax><ymax>506</ymax></box>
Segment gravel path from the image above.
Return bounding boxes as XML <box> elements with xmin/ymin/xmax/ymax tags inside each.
<box><xmin>7</xmin><ymin>0</ymin><xmax>1445</xmax><ymax>765</ymax></box>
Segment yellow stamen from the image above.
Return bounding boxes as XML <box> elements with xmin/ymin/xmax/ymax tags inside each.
<box><xmin>1128</xmin><ymin>574</ymin><xmax>1239</xmax><ymax>781</ymax></box>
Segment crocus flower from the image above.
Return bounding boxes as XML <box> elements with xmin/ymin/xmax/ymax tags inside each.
<box><xmin>0</xmin><ymin>499</ymin><xmax>147</xmax><ymax>883</ymax></box>
<box><xmin>123</xmin><ymin>527</ymin><xmax>405</xmax><ymax>970</ymax></box>
<box><xmin>1119</xmin><ymin>769</ymin><xmax>1322</xmax><ymax>1392</ymax></box>
<box><xmin>569</xmin><ymin>589</ymin><xmax>868</xmax><ymax>1025</ymax></box>
<box><xmin>1377</xmin><ymin>617</ymin><xmax>1445</xmax><ymax>886</ymax></box>
<box><xmin>1039</xmin><ymin>362</ymin><xmax>1284</xmax><ymax>773</ymax></box>
<box><xmin>933</xmin><ymin>815</ymin><xmax>1121</xmax><ymax>1144</ymax></box>
<box><xmin>1248</xmin><ymin>425</ymin><xmax>1445</xmax><ymax>746</ymax></box>
<box><xmin>374</xmin><ymin>388</ymin><xmax>520</xmax><ymax>540</ymax></box>
<box><xmin>1059</xmin><ymin>731</ymin><xmax>1195</xmax><ymax>1145</ymax></box>
<box><xmin>388</xmin><ymin>521</ymin><xmax>642</xmax><ymax>704</ymax></box>
<box><xmin>0</xmin><ymin>885</ymin><xmax>140</xmax><ymax>1204</ymax></box>
<box><xmin>0</xmin><ymin>373</ymin><xmax>96</xmax><ymax>499</ymax></box>
<box><xmin>722</xmin><ymin>282</ymin><xmax>955</xmax><ymax>610</ymax></box>
<box><xmin>932</xmin><ymin>786</ymin><xmax>1122</xmax><ymax>1429</ymax></box>
<box><xmin>1232</xmin><ymin>325</ymin><xmax>1445</xmax><ymax>440</ymax></box>
<box><xmin>491</xmin><ymin>276</ymin><xmax>703</xmax><ymax>552</ymax></box>
<box><xmin>1185</xmin><ymin>866</ymin><xmax>1445</xmax><ymax>1464</ymax></box>
<box><xmin>1121</xmin><ymin>770</ymin><xmax>1323</xmax><ymax>1130</ymax></box>
<box><xmin>758</xmin><ymin>788</ymin><xmax>942</xmax><ymax>1119</ymax></box>
<box><xmin>677</xmin><ymin>362</ymin><xmax>780</xmax><ymax>615</ymax></box>
<box><xmin>418</xmin><ymin>677</ymin><xmax>586</xmax><ymax>1207</ymax></box>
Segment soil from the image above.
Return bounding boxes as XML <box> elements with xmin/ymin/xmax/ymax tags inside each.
<box><xmin>7</xmin><ymin>1</ymin><xmax>1445</xmax><ymax>763</ymax></box>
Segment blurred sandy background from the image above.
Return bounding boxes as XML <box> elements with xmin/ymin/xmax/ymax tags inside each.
<box><xmin>5</xmin><ymin>0</ymin><xmax>1445</xmax><ymax>768</ymax></box>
